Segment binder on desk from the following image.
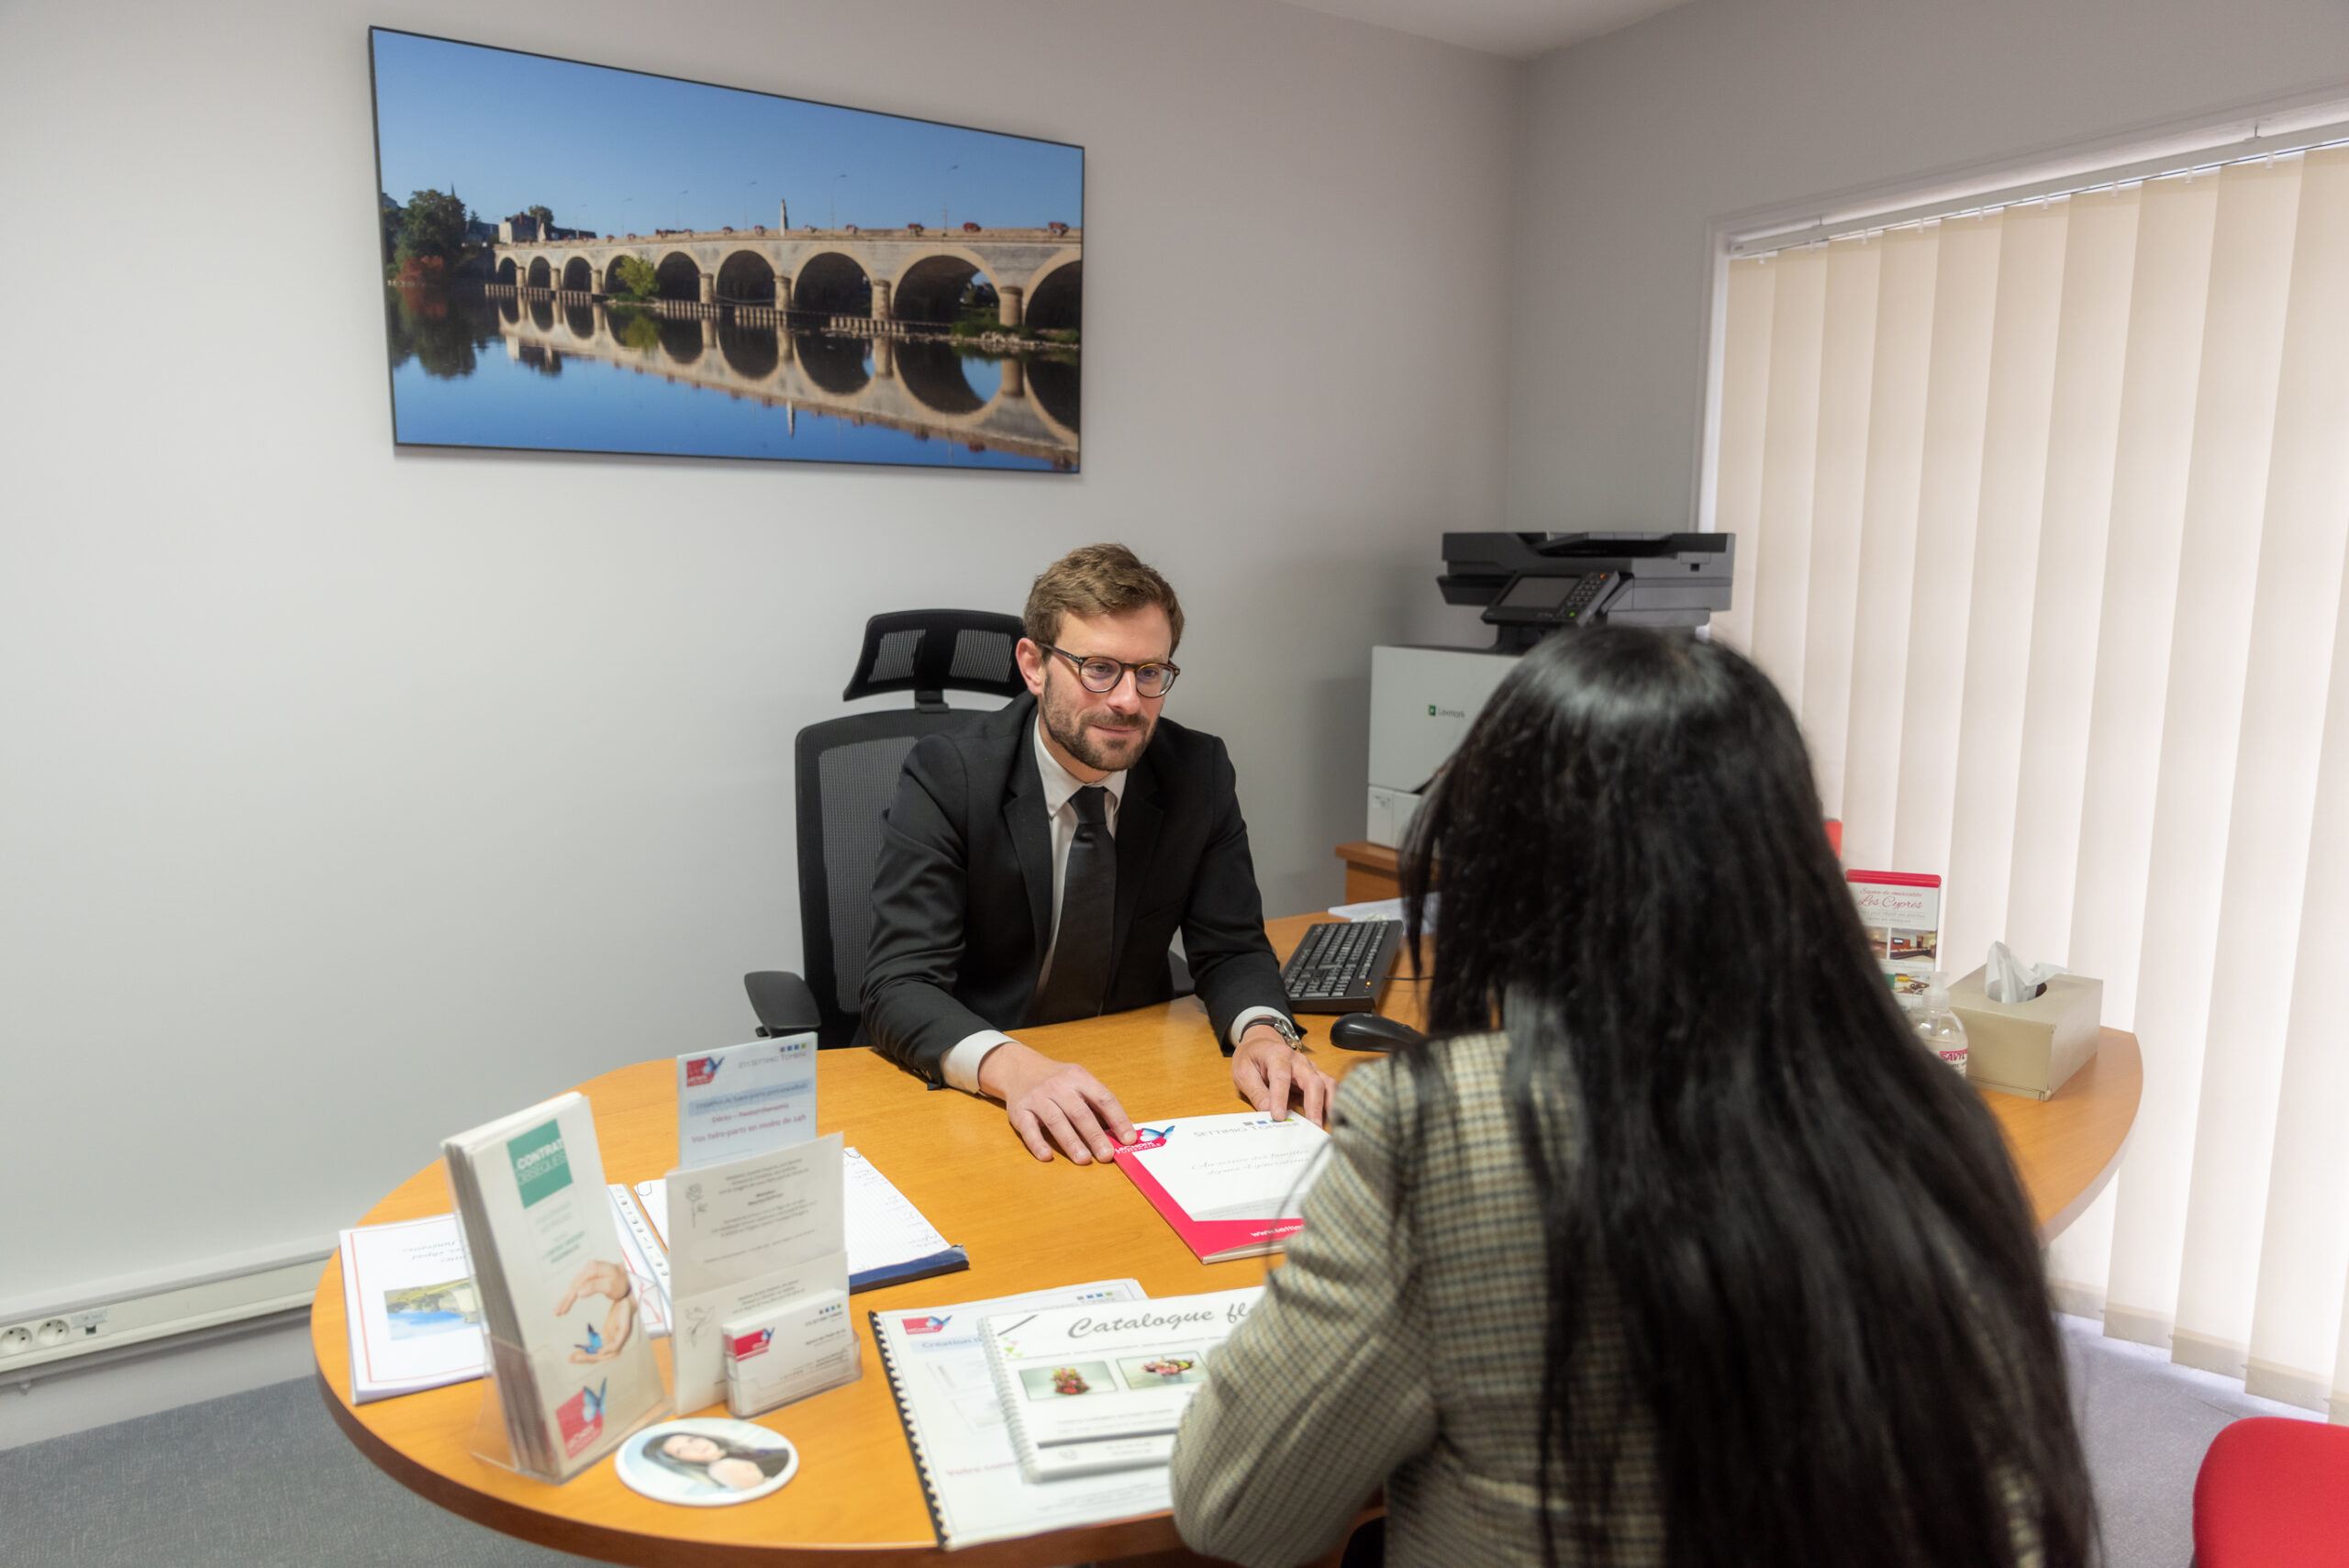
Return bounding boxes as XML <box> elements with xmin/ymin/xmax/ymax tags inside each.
<box><xmin>871</xmin><ymin>1279</ymin><xmax>1166</xmax><ymax>1551</ymax></box>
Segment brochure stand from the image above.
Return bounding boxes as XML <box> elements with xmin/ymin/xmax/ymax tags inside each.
<box><xmin>462</xmin><ymin>1324</ymin><xmax>667</xmax><ymax>1482</ymax></box>
<box><xmin>440</xmin><ymin>1091</ymin><xmax>673</xmax><ymax>1484</ymax></box>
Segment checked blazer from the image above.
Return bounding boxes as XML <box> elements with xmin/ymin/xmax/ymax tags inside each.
<box><xmin>1168</xmin><ymin>1030</ymin><xmax>1664</xmax><ymax>1568</ymax></box>
<box><xmin>1170</xmin><ymin>1031</ymin><xmax>2050</xmax><ymax>1568</ymax></box>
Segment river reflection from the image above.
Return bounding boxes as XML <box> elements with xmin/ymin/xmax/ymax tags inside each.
<box><xmin>384</xmin><ymin>286</ymin><xmax>1078</xmax><ymax>471</ymax></box>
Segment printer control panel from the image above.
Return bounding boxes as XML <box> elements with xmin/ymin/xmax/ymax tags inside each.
<box><xmin>1487</xmin><ymin>570</ymin><xmax>1615</xmax><ymax>628</ymax></box>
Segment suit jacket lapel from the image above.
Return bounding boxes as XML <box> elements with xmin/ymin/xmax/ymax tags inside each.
<box><xmin>1109</xmin><ymin>748</ymin><xmax>1164</xmax><ymax>984</ymax></box>
<box><xmin>1000</xmin><ymin>704</ymin><xmax>1055</xmax><ymax>965</ymax></box>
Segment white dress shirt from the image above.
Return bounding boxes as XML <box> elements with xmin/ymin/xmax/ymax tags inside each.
<box><xmin>939</xmin><ymin>717</ymin><xmax>1286</xmax><ymax>1095</ymax></box>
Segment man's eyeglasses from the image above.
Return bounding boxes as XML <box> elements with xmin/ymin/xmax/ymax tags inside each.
<box><xmin>1041</xmin><ymin>644</ymin><xmax>1182</xmax><ymax>698</ymax></box>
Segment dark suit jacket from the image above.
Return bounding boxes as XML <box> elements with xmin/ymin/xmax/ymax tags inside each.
<box><xmin>861</xmin><ymin>695</ymin><xmax>1293</xmax><ymax>1085</ymax></box>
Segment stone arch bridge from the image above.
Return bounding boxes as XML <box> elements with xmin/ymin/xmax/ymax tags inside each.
<box><xmin>491</xmin><ymin>226</ymin><xmax>1082</xmax><ymax>328</ymax></box>
<box><xmin>491</xmin><ymin>295</ymin><xmax>1079</xmax><ymax>468</ymax></box>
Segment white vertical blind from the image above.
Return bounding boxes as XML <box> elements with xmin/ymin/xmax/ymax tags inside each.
<box><xmin>1943</xmin><ymin>202</ymin><xmax>2067</xmax><ymax>972</ymax></box>
<box><xmin>1798</xmin><ymin>240</ymin><xmax>1882</xmax><ymax>817</ymax></box>
<box><xmin>1712</xmin><ymin>260</ymin><xmax>1775</xmax><ymax>659</ymax></box>
<box><xmin>1717</xmin><ymin>148</ymin><xmax>2349</xmax><ymax>1418</ymax></box>
<box><xmin>2101</xmin><ymin>160</ymin><xmax>2301</xmax><ymax>1348</ymax></box>
<box><xmin>2170</xmin><ymin>146</ymin><xmax>2349</xmax><ymax>1380</ymax></box>
<box><xmin>1891</xmin><ymin>217</ymin><xmax>1999</xmax><ymax>877</ymax></box>
<box><xmin>1836</xmin><ymin>231</ymin><xmax>1937</xmax><ymax>871</ymax></box>
<box><xmin>2256</xmin><ymin>553</ymin><xmax>2349</xmax><ymax>1417</ymax></box>
<box><xmin>1998</xmin><ymin>190</ymin><xmax>2137</xmax><ymax>971</ymax></box>
<box><xmin>1750</xmin><ymin>251</ymin><xmax>1827</xmax><ymax>693</ymax></box>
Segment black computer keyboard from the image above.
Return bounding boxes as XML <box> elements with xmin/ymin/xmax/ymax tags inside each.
<box><xmin>1279</xmin><ymin>919</ymin><xmax>1404</xmax><ymax>1013</ymax></box>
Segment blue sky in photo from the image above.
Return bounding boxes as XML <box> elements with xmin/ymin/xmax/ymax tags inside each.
<box><xmin>371</xmin><ymin>29</ymin><xmax>1083</xmax><ymax>236</ymax></box>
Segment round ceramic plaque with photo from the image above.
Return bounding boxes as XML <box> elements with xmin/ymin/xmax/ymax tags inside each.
<box><xmin>615</xmin><ymin>1418</ymin><xmax>799</xmax><ymax>1507</ymax></box>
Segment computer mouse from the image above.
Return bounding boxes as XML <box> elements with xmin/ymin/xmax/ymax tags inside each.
<box><xmin>1328</xmin><ymin>1013</ymin><xmax>1426</xmax><ymax>1051</ymax></box>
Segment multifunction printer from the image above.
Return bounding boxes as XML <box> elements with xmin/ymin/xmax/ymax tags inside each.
<box><xmin>1365</xmin><ymin>532</ymin><xmax>1736</xmax><ymax>847</ymax></box>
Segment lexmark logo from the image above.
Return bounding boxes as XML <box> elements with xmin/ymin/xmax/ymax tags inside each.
<box><xmin>1428</xmin><ymin>705</ymin><xmax>1464</xmax><ymax>718</ymax></box>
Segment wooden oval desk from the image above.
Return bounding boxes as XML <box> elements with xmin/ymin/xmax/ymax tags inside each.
<box><xmin>312</xmin><ymin>914</ymin><xmax>2141</xmax><ymax>1567</ymax></box>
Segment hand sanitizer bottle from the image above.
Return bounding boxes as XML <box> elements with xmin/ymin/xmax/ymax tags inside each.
<box><xmin>1916</xmin><ymin>971</ymin><xmax>1968</xmax><ymax>1076</ymax></box>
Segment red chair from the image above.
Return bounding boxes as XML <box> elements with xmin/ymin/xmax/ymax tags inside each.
<box><xmin>2193</xmin><ymin>1416</ymin><xmax>2349</xmax><ymax>1566</ymax></box>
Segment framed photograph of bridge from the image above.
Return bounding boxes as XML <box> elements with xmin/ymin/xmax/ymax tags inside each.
<box><xmin>369</xmin><ymin>28</ymin><xmax>1083</xmax><ymax>473</ymax></box>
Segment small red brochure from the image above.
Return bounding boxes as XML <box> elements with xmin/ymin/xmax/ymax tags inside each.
<box><xmin>1110</xmin><ymin>1113</ymin><xmax>1330</xmax><ymax>1263</ymax></box>
<box><xmin>1847</xmin><ymin>869</ymin><xmax>1943</xmax><ymax>1006</ymax></box>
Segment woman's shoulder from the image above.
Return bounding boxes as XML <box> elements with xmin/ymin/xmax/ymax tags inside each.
<box><xmin>1332</xmin><ymin>1022</ymin><xmax>1481</xmax><ymax>1087</ymax></box>
<box><xmin>1329</xmin><ymin>1030</ymin><xmax>1518</xmax><ymax>1141</ymax></box>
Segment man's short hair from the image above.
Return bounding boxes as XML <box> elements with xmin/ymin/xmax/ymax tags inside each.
<box><xmin>1022</xmin><ymin>543</ymin><xmax>1185</xmax><ymax>654</ymax></box>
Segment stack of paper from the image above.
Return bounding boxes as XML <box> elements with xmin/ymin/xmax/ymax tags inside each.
<box><xmin>629</xmin><ymin>1147</ymin><xmax>968</xmax><ymax>1297</ymax></box>
<box><xmin>442</xmin><ymin>1093</ymin><xmax>665</xmax><ymax>1479</ymax></box>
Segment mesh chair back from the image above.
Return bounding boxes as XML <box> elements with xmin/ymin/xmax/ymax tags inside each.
<box><xmin>795</xmin><ymin>711</ymin><xmax>974</xmax><ymax>1044</ymax></box>
<box><xmin>796</xmin><ymin>608</ymin><xmax>1026</xmax><ymax>1046</ymax></box>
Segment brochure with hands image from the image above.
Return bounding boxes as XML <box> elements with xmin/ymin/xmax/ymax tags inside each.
<box><xmin>979</xmin><ymin>1285</ymin><xmax>1264</xmax><ymax>1481</ymax></box>
<box><xmin>441</xmin><ymin>1092</ymin><xmax>664</xmax><ymax>1480</ymax></box>
<box><xmin>666</xmin><ymin>1133</ymin><xmax>850</xmax><ymax>1413</ymax></box>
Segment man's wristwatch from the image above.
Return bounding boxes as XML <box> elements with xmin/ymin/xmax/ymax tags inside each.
<box><xmin>1254</xmin><ymin>1016</ymin><xmax>1305</xmax><ymax>1049</ymax></box>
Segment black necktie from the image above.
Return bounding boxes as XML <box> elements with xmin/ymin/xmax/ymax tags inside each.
<box><xmin>1034</xmin><ymin>785</ymin><xmax>1115</xmax><ymax>1025</ymax></box>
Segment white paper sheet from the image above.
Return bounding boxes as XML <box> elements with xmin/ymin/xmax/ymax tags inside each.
<box><xmin>637</xmin><ymin>1147</ymin><xmax>954</xmax><ymax>1276</ymax></box>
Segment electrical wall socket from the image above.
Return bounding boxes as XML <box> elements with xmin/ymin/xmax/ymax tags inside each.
<box><xmin>0</xmin><ymin>1251</ymin><xmax>320</xmax><ymax>1379</ymax></box>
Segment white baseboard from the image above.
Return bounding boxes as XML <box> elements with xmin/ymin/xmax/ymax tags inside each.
<box><xmin>2171</xmin><ymin>1326</ymin><xmax>2250</xmax><ymax>1381</ymax></box>
<box><xmin>0</xmin><ymin>1314</ymin><xmax>318</xmax><ymax>1450</ymax></box>
<box><xmin>2243</xmin><ymin>1355</ymin><xmax>2335</xmax><ymax>1415</ymax></box>
<box><xmin>2047</xmin><ymin>1277</ymin><xmax>2106</xmax><ymax>1319</ymax></box>
<box><xmin>0</xmin><ymin>1246</ymin><xmax>328</xmax><ymax>1378</ymax></box>
<box><xmin>2102</xmin><ymin>1302</ymin><xmax>2174</xmax><ymax>1350</ymax></box>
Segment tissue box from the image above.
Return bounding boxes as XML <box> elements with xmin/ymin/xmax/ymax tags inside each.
<box><xmin>1946</xmin><ymin>968</ymin><xmax>2103</xmax><ymax>1099</ymax></box>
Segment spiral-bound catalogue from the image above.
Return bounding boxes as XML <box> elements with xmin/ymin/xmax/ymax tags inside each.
<box><xmin>870</xmin><ymin>1279</ymin><xmax>1174</xmax><ymax>1550</ymax></box>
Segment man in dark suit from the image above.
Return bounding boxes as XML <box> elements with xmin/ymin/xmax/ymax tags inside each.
<box><xmin>863</xmin><ymin>544</ymin><xmax>1332</xmax><ymax>1163</ymax></box>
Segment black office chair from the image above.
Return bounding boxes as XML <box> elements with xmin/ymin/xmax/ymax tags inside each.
<box><xmin>744</xmin><ymin>610</ymin><xmax>1028</xmax><ymax>1047</ymax></box>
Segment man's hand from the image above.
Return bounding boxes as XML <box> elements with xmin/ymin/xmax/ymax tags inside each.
<box><xmin>1231</xmin><ymin>1024</ymin><xmax>1333</xmax><ymax>1126</ymax></box>
<box><xmin>978</xmin><ymin>1040</ymin><xmax>1137</xmax><ymax>1164</ymax></box>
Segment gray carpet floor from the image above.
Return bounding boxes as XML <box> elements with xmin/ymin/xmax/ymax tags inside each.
<box><xmin>0</xmin><ymin>1315</ymin><xmax>2321</xmax><ymax>1567</ymax></box>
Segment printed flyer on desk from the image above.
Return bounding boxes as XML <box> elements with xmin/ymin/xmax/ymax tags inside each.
<box><xmin>676</xmin><ymin>1034</ymin><xmax>817</xmax><ymax>1168</ymax></box>
<box><xmin>666</xmin><ymin>1133</ymin><xmax>849</xmax><ymax>1411</ymax></box>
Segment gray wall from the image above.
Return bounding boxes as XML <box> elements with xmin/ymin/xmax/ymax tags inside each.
<box><xmin>1503</xmin><ymin>0</ymin><xmax>2349</xmax><ymax>531</ymax></box>
<box><xmin>0</xmin><ymin>0</ymin><xmax>1516</xmax><ymax>1327</ymax></box>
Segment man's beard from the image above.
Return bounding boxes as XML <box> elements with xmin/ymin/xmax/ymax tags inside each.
<box><xmin>1041</xmin><ymin>676</ymin><xmax>1154</xmax><ymax>773</ymax></box>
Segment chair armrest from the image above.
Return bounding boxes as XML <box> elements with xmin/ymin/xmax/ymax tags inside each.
<box><xmin>743</xmin><ymin>971</ymin><xmax>822</xmax><ymax>1038</ymax></box>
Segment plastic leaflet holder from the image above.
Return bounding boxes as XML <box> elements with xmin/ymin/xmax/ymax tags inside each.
<box><xmin>442</xmin><ymin>1092</ymin><xmax>669</xmax><ymax>1481</ymax></box>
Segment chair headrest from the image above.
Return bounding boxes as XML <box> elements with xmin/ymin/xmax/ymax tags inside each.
<box><xmin>843</xmin><ymin>609</ymin><xmax>1028</xmax><ymax>710</ymax></box>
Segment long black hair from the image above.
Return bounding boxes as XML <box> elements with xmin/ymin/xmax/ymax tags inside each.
<box><xmin>1398</xmin><ymin>628</ymin><xmax>2094</xmax><ymax>1568</ymax></box>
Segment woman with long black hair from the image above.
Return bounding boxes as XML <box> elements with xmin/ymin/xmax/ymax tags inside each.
<box><xmin>1169</xmin><ymin>628</ymin><xmax>2093</xmax><ymax>1568</ymax></box>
